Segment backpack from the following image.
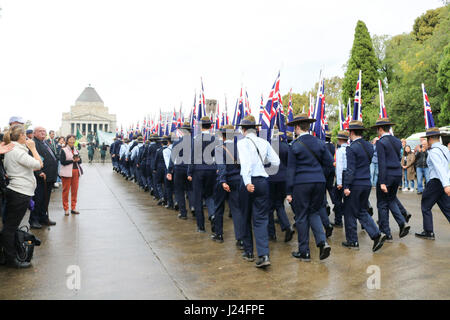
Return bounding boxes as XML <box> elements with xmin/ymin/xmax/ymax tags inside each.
<box><xmin>0</xmin><ymin>226</ymin><xmax>41</xmax><ymax>264</ymax></box>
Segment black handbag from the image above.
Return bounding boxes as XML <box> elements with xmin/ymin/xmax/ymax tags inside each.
<box><xmin>0</xmin><ymin>157</ymin><xmax>9</xmax><ymax>195</ymax></box>
<box><xmin>0</xmin><ymin>226</ymin><xmax>41</xmax><ymax>264</ymax></box>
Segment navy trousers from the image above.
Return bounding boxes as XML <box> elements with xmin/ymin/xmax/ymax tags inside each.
<box><xmin>268</xmin><ymin>181</ymin><xmax>291</xmax><ymax>237</ymax></box>
<box><xmin>213</xmin><ymin>179</ymin><xmax>242</xmax><ymax>238</ymax></box>
<box><xmin>318</xmin><ymin>195</ymin><xmax>331</xmax><ymax>228</ymax></box>
<box><xmin>395</xmin><ymin>197</ymin><xmax>407</xmax><ymax>216</ymax></box>
<box><xmin>326</xmin><ymin>172</ymin><xmax>337</xmax><ymax>206</ymax></box>
<box><xmin>292</xmin><ymin>183</ymin><xmax>326</xmax><ymax>254</ymax></box>
<box><xmin>174</xmin><ymin>169</ymin><xmax>189</xmax><ymax>217</ymax></box>
<box><xmin>344</xmin><ymin>185</ymin><xmax>380</xmax><ymax>243</ymax></box>
<box><xmin>145</xmin><ymin>164</ymin><xmax>153</xmax><ymax>191</ymax></box>
<box><xmin>29</xmin><ymin>179</ymin><xmax>53</xmax><ymax>224</ymax></box>
<box><xmin>192</xmin><ymin>170</ymin><xmax>216</xmax><ymax>230</ymax></box>
<box><xmin>164</xmin><ymin>173</ymin><xmax>174</xmax><ymax>207</ymax></box>
<box><xmin>240</xmin><ymin>177</ymin><xmax>270</xmax><ymax>257</ymax></box>
<box><xmin>376</xmin><ymin>176</ymin><xmax>406</xmax><ymax>237</ymax></box>
<box><xmin>129</xmin><ymin>160</ymin><xmax>135</xmax><ymax>178</ymax></box>
<box><xmin>334</xmin><ymin>187</ymin><xmax>344</xmax><ymax>225</ymax></box>
<box><xmin>421</xmin><ymin>179</ymin><xmax>450</xmax><ymax>232</ymax></box>
<box><xmin>154</xmin><ymin>168</ymin><xmax>166</xmax><ymax>200</ymax></box>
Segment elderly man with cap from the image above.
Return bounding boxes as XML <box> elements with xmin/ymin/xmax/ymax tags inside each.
<box><xmin>131</xmin><ymin>136</ymin><xmax>145</xmax><ymax>188</ymax></box>
<box><xmin>267</xmin><ymin>129</ymin><xmax>295</xmax><ymax>243</ymax></box>
<box><xmin>333</xmin><ymin>130</ymin><xmax>350</xmax><ymax>228</ymax></box>
<box><xmin>26</xmin><ymin>129</ymin><xmax>34</xmax><ymax>140</ymax></box>
<box><xmin>372</xmin><ymin>118</ymin><xmax>410</xmax><ymax>242</ymax></box>
<box><xmin>8</xmin><ymin>116</ymin><xmax>25</xmax><ymax>127</ymax></box>
<box><xmin>415</xmin><ymin>127</ymin><xmax>450</xmax><ymax>240</ymax></box>
<box><xmin>342</xmin><ymin>120</ymin><xmax>387</xmax><ymax>252</ymax></box>
<box><xmin>286</xmin><ymin>114</ymin><xmax>332</xmax><ymax>262</ymax></box>
<box><xmin>211</xmin><ymin>124</ymin><xmax>242</xmax><ymax>245</ymax></box>
<box><xmin>237</xmin><ymin>115</ymin><xmax>280</xmax><ymax>268</ymax></box>
<box><xmin>187</xmin><ymin>116</ymin><xmax>218</xmax><ymax>233</ymax></box>
<box><xmin>167</xmin><ymin>122</ymin><xmax>193</xmax><ymax>219</ymax></box>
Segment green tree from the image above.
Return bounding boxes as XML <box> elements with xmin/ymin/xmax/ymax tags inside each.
<box><xmin>437</xmin><ymin>42</ymin><xmax>450</xmax><ymax>124</ymax></box>
<box><xmin>384</xmin><ymin>4</ymin><xmax>450</xmax><ymax>137</ymax></box>
<box><xmin>342</xmin><ymin>20</ymin><xmax>381</xmax><ymax>135</ymax></box>
<box><xmin>413</xmin><ymin>7</ymin><xmax>444</xmax><ymax>42</ymax></box>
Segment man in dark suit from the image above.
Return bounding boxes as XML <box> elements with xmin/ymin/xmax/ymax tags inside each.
<box><xmin>286</xmin><ymin>114</ymin><xmax>332</xmax><ymax>262</ymax></box>
<box><xmin>187</xmin><ymin>117</ymin><xmax>218</xmax><ymax>233</ymax></box>
<box><xmin>342</xmin><ymin>121</ymin><xmax>387</xmax><ymax>252</ymax></box>
<box><xmin>373</xmin><ymin>118</ymin><xmax>410</xmax><ymax>241</ymax></box>
<box><xmin>29</xmin><ymin>126</ymin><xmax>58</xmax><ymax>229</ymax></box>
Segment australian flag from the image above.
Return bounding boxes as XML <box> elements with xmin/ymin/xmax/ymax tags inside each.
<box><xmin>311</xmin><ymin>77</ymin><xmax>326</xmax><ymax>140</ymax></box>
<box><xmin>422</xmin><ymin>83</ymin><xmax>435</xmax><ymax>129</ymax></box>
<box><xmin>287</xmin><ymin>89</ymin><xmax>294</xmax><ymax>133</ymax></box>
<box><xmin>261</xmin><ymin>72</ymin><xmax>280</xmax><ymax>141</ymax></box>
<box><xmin>353</xmin><ymin>70</ymin><xmax>362</xmax><ymax>121</ymax></box>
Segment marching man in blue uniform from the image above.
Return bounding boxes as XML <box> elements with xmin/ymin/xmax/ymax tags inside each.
<box><xmin>187</xmin><ymin>117</ymin><xmax>217</xmax><ymax>233</ymax></box>
<box><xmin>372</xmin><ymin>118</ymin><xmax>410</xmax><ymax>241</ymax></box>
<box><xmin>154</xmin><ymin>136</ymin><xmax>170</xmax><ymax>206</ymax></box>
<box><xmin>333</xmin><ymin>130</ymin><xmax>350</xmax><ymax>228</ymax></box>
<box><xmin>267</xmin><ymin>130</ymin><xmax>295</xmax><ymax>243</ymax></box>
<box><xmin>342</xmin><ymin>120</ymin><xmax>387</xmax><ymax>252</ymax></box>
<box><xmin>212</xmin><ymin>125</ymin><xmax>242</xmax><ymax>244</ymax></box>
<box><xmin>286</xmin><ymin>113</ymin><xmax>332</xmax><ymax>262</ymax></box>
<box><xmin>415</xmin><ymin>127</ymin><xmax>450</xmax><ymax>240</ymax></box>
<box><xmin>163</xmin><ymin>135</ymin><xmax>174</xmax><ymax>209</ymax></box>
<box><xmin>237</xmin><ymin>115</ymin><xmax>280</xmax><ymax>268</ymax></box>
<box><xmin>167</xmin><ymin>122</ymin><xmax>193</xmax><ymax>220</ymax></box>
<box><xmin>130</xmin><ymin>136</ymin><xmax>144</xmax><ymax>188</ymax></box>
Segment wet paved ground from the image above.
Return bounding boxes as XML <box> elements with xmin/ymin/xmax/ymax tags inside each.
<box><xmin>0</xmin><ymin>163</ymin><xmax>449</xmax><ymax>300</ymax></box>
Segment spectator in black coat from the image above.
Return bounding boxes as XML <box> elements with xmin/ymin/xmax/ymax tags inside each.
<box><xmin>28</xmin><ymin>126</ymin><xmax>58</xmax><ymax>229</ymax></box>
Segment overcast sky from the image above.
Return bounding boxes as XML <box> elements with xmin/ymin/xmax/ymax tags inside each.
<box><xmin>0</xmin><ymin>0</ymin><xmax>444</xmax><ymax>131</ymax></box>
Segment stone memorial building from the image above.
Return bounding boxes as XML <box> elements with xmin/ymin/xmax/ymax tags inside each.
<box><xmin>59</xmin><ymin>86</ymin><xmax>117</xmax><ymax>137</ymax></box>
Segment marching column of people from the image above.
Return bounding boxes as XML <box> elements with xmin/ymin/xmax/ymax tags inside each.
<box><xmin>111</xmin><ymin>115</ymin><xmax>449</xmax><ymax>269</ymax></box>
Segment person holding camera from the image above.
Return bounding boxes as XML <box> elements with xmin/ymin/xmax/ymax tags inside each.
<box><xmin>60</xmin><ymin>135</ymin><xmax>83</xmax><ymax>216</ymax></box>
<box><xmin>1</xmin><ymin>125</ymin><xmax>43</xmax><ymax>268</ymax></box>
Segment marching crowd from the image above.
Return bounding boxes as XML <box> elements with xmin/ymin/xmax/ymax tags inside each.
<box><xmin>109</xmin><ymin>114</ymin><xmax>450</xmax><ymax>268</ymax></box>
<box><xmin>0</xmin><ymin>116</ymin><xmax>83</xmax><ymax>268</ymax></box>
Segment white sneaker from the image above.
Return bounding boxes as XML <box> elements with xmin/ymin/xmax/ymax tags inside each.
<box><xmin>402</xmin><ymin>188</ymin><xmax>408</xmax><ymax>192</ymax></box>
<box><xmin>409</xmin><ymin>188</ymin><xmax>415</xmax><ymax>192</ymax></box>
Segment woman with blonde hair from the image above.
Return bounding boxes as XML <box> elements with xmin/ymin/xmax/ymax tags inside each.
<box><xmin>1</xmin><ymin>125</ymin><xmax>43</xmax><ymax>268</ymax></box>
<box><xmin>60</xmin><ymin>134</ymin><xmax>83</xmax><ymax>216</ymax></box>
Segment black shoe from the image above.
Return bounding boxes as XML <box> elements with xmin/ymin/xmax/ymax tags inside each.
<box><xmin>236</xmin><ymin>240</ymin><xmax>244</xmax><ymax>250</ymax></box>
<box><xmin>7</xmin><ymin>258</ymin><xmax>31</xmax><ymax>269</ymax></box>
<box><xmin>242</xmin><ymin>252</ymin><xmax>255</xmax><ymax>262</ymax></box>
<box><xmin>269</xmin><ymin>234</ymin><xmax>277</xmax><ymax>242</ymax></box>
<box><xmin>385</xmin><ymin>235</ymin><xmax>393</xmax><ymax>243</ymax></box>
<box><xmin>331</xmin><ymin>222</ymin><xmax>343</xmax><ymax>228</ymax></box>
<box><xmin>228</xmin><ymin>211</ymin><xmax>232</xmax><ymax>218</ymax></box>
<box><xmin>191</xmin><ymin>208</ymin><xmax>195</xmax><ymax>217</ymax></box>
<box><xmin>40</xmin><ymin>219</ymin><xmax>56</xmax><ymax>226</ymax></box>
<box><xmin>255</xmin><ymin>255</ymin><xmax>271</xmax><ymax>268</ymax></box>
<box><xmin>197</xmin><ymin>228</ymin><xmax>206</xmax><ymax>233</ymax></box>
<box><xmin>174</xmin><ymin>203</ymin><xmax>179</xmax><ymax>211</ymax></box>
<box><xmin>342</xmin><ymin>241</ymin><xmax>360</xmax><ymax>250</ymax></box>
<box><xmin>415</xmin><ymin>231</ymin><xmax>435</xmax><ymax>240</ymax></box>
<box><xmin>177</xmin><ymin>214</ymin><xmax>187</xmax><ymax>220</ymax></box>
<box><xmin>372</xmin><ymin>233</ymin><xmax>387</xmax><ymax>252</ymax></box>
<box><xmin>399</xmin><ymin>224</ymin><xmax>410</xmax><ymax>238</ymax></box>
<box><xmin>417</xmin><ymin>192</ymin><xmax>422</xmax><ymax>195</ymax></box>
<box><xmin>29</xmin><ymin>221</ymin><xmax>42</xmax><ymax>229</ymax></box>
<box><xmin>325</xmin><ymin>225</ymin><xmax>333</xmax><ymax>238</ymax></box>
<box><xmin>157</xmin><ymin>199</ymin><xmax>164</xmax><ymax>206</ymax></box>
<box><xmin>318</xmin><ymin>242</ymin><xmax>331</xmax><ymax>260</ymax></box>
<box><xmin>274</xmin><ymin>218</ymin><xmax>280</xmax><ymax>224</ymax></box>
<box><xmin>292</xmin><ymin>251</ymin><xmax>311</xmax><ymax>262</ymax></box>
<box><xmin>144</xmin><ymin>186</ymin><xmax>149</xmax><ymax>192</ymax></box>
<box><xmin>164</xmin><ymin>204</ymin><xmax>173</xmax><ymax>209</ymax></box>
<box><xmin>368</xmin><ymin>206</ymin><xmax>374</xmax><ymax>217</ymax></box>
<box><xmin>284</xmin><ymin>227</ymin><xmax>295</xmax><ymax>243</ymax></box>
<box><xmin>326</xmin><ymin>205</ymin><xmax>331</xmax><ymax>216</ymax></box>
<box><xmin>211</xmin><ymin>234</ymin><xmax>224</xmax><ymax>243</ymax></box>
<box><xmin>404</xmin><ymin>213</ymin><xmax>412</xmax><ymax>223</ymax></box>
<box><xmin>150</xmin><ymin>189</ymin><xmax>154</xmax><ymax>196</ymax></box>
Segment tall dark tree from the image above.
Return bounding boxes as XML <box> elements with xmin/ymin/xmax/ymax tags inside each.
<box><xmin>437</xmin><ymin>42</ymin><xmax>450</xmax><ymax>124</ymax></box>
<box><xmin>342</xmin><ymin>20</ymin><xmax>381</xmax><ymax>133</ymax></box>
